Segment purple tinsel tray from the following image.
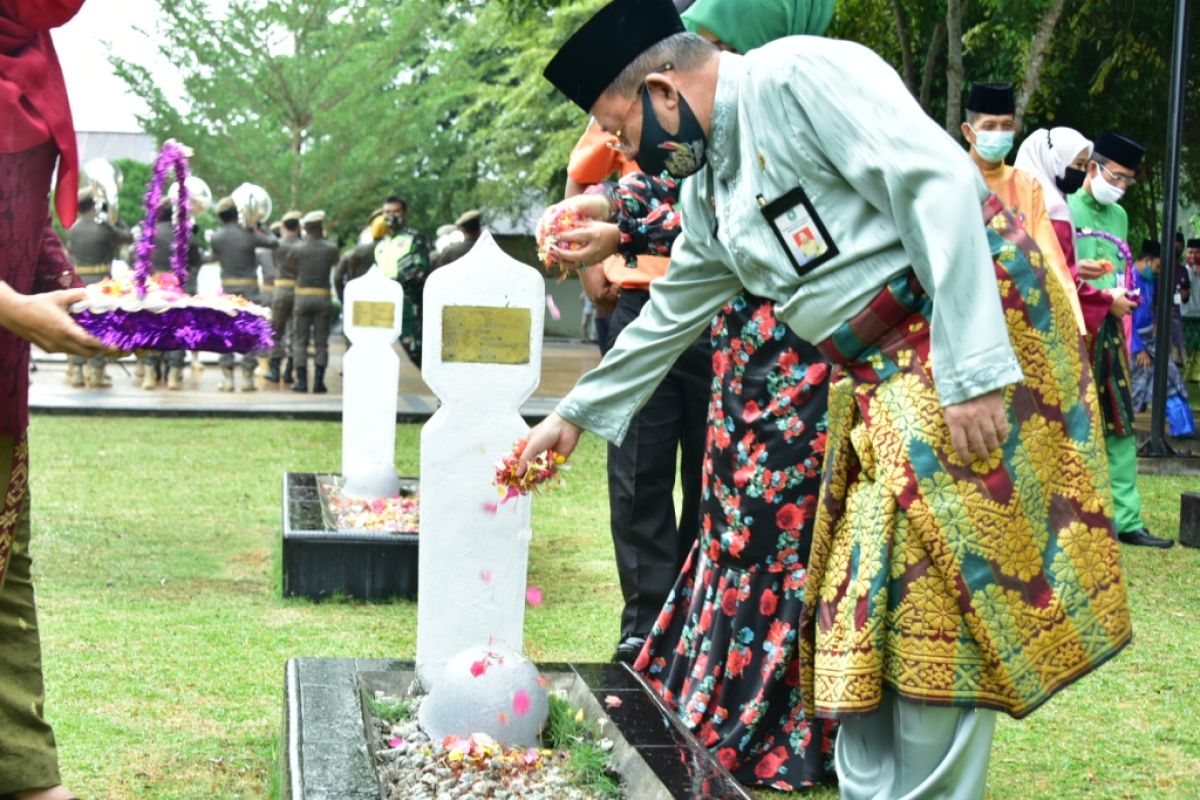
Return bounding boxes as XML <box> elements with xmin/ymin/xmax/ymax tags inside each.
<box><xmin>70</xmin><ymin>288</ymin><xmax>274</xmax><ymax>353</ymax></box>
<box><xmin>69</xmin><ymin>140</ymin><xmax>273</xmax><ymax>354</ymax></box>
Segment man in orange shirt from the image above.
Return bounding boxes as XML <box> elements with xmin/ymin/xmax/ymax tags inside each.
<box><xmin>566</xmin><ymin>120</ymin><xmax>710</xmax><ymax>664</ymax></box>
<box><xmin>961</xmin><ymin>81</ymin><xmax>1086</xmax><ymax>334</ymax></box>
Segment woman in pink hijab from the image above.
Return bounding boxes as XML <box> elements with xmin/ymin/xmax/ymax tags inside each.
<box><xmin>1</xmin><ymin>2</ymin><xmax>105</xmax><ymax>798</ymax></box>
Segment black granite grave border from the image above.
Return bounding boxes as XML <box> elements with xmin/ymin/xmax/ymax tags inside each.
<box><xmin>282</xmin><ymin>473</ymin><xmax>420</xmax><ymax>601</ymax></box>
<box><xmin>282</xmin><ymin>657</ymin><xmax>754</xmax><ymax>800</ymax></box>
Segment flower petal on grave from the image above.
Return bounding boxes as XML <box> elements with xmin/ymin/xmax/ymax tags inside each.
<box><xmin>387</xmin><ymin>736</ymin><xmax>404</xmax><ymax>748</ymax></box>
<box><xmin>470</xmin><ymin>658</ymin><xmax>488</xmax><ymax>677</ymax></box>
<box><xmin>512</xmin><ymin>689</ymin><xmax>531</xmax><ymax>717</ymax></box>
<box><xmin>481</xmin><ymin>501</ymin><xmax>499</xmax><ymax>514</ymax></box>
<box><xmin>471</xmin><ymin>732</ymin><xmax>497</xmax><ymax>749</ymax></box>
<box><xmin>479</xmin><ymin>569</ymin><xmax>493</xmax><ymax>584</ymax></box>
<box><xmin>498</xmin><ymin>711</ymin><xmax>510</xmax><ymax>726</ymax></box>
<box><xmin>525</xmin><ymin>586</ymin><xmax>543</xmax><ymax>607</ymax></box>
<box><xmin>604</xmin><ymin>694</ymin><xmax>623</xmax><ymax>709</ymax></box>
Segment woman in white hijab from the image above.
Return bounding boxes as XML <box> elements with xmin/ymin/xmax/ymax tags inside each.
<box><xmin>1016</xmin><ymin>127</ymin><xmax>1136</xmax><ymax>335</ymax></box>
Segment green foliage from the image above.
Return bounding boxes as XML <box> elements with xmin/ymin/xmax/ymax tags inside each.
<box><xmin>365</xmin><ymin>696</ymin><xmax>412</xmax><ymax>725</ymax></box>
<box><xmin>114</xmin><ymin>0</ymin><xmax>1197</xmax><ymax>251</ymax></box>
<box><xmin>112</xmin><ymin>0</ymin><xmax>447</xmax><ymax>244</ymax></box>
<box><xmin>542</xmin><ymin>694</ymin><xmax>621</xmax><ymax>798</ymax></box>
<box><xmin>832</xmin><ymin>0</ymin><xmax>1199</xmax><ymax>247</ymax></box>
<box><xmin>112</xmin><ymin>158</ymin><xmax>153</xmax><ymax>229</ymax></box>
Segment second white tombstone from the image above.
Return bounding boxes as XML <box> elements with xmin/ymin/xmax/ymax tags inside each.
<box><xmin>416</xmin><ymin>232</ymin><xmax>545</xmax><ymax>689</ymax></box>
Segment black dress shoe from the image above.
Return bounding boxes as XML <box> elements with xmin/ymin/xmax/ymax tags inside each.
<box><xmin>1117</xmin><ymin>528</ymin><xmax>1175</xmax><ymax>548</ymax></box>
<box><xmin>612</xmin><ymin>635</ymin><xmax>647</xmax><ymax>665</ymax></box>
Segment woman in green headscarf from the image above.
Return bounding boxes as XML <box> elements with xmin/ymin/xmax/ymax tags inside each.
<box><xmin>681</xmin><ymin>0</ymin><xmax>834</xmax><ymax>54</ymax></box>
<box><xmin>553</xmin><ymin>0</ymin><xmax>843</xmax><ymax>792</ymax></box>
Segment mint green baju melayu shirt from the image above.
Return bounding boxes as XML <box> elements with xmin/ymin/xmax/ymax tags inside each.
<box><xmin>559</xmin><ymin>39</ymin><xmax>1023</xmax><ymax>444</ymax></box>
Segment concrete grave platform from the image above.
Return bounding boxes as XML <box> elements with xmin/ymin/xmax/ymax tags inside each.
<box><xmin>282</xmin><ymin>657</ymin><xmax>753</xmax><ymax>800</ymax></box>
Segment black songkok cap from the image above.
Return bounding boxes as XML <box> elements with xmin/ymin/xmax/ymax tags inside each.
<box><xmin>1093</xmin><ymin>130</ymin><xmax>1146</xmax><ymax>170</ymax></box>
<box><xmin>1187</xmin><ymin>238</ymin><xmax>1200</xmax><ymax>249</ymax></box>
<box><xmin>1140</xmin><ymin>239</ymin><xmax>1161</xmax><ymax>258</ymax></box>
<box><xmin>966</xmin><ymin>82</ymin><xmax>1015</xmax><ymax>115</ymax></box>
<box><xmin>543</xmin><ymin>0</ymin><xmax>686</xmax><ymax>112</ymax></box>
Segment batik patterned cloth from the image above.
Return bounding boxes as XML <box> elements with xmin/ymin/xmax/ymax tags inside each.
<box><xmin>1092</xmin><ymin>315</ymin><xmax>1136</xmax><ymax>437</ymax></box>
<box><xmin>635</xmin><ymin>294</ymin><xmax>836</xmax><ymax>790</ymax></box>
<box><xmin>0</xmin><ymin>433</ymin><xmax>28</xmax><ymax>592</ymax></box>
<box><xmin>799</xmin><ymin>198</ymin><xmax>1131</xmax><ymax>721</ymax></box>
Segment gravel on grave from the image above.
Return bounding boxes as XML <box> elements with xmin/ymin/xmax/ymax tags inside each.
<box><xmin>371</xmin><ymin>692</ymin><xmax>619</xmax><ymax>800</ymax></box>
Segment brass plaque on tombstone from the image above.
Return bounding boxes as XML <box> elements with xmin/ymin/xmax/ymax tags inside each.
<box><xmin>441</xmin><ymin>305</ymin><xmax>531</xmax><ymax>365</ymax></box>
<box><xmin>352</xmin><ymin>301</ymin><xmax>396</xmax><ymax>329</ymax></box>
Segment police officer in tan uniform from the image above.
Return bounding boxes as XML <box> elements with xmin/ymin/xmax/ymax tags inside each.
<box><xmin>65</xmin><ymin>189</ymin><xmax>131</xmax><ymax>387</ymax></box>
<box><xmin>290</xmin><ymin>211</ymin><xmax>339</xmax><ymax>393</ymax></box>
<box><xmin>210</xmin><ymin>196</ymin><xmax>277</xmax><ymax>391</ymax></box>
<box><xmin>265</xmin><ymin>210</ymin><xmax>302</xmax><ymax>383</ymax></box>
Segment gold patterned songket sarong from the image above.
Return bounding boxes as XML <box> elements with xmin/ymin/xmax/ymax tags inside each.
<box><xmin>800</xmin><ymin>198</ymin><xmax>1132</xmax><ymax>720</ymax></box>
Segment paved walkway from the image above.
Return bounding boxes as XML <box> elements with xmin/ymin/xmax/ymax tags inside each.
<box><xmin>30</xmin><ymin>338</ymin><xmax>603</xmax><ymax>421</ymax></box>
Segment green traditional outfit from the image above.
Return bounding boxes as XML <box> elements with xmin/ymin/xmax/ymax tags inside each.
<box><xmin>1068</xmin><ymin>190</ymin><xmax>1145</xmax><ymax>535</ymax></box>
<box><xmin>0</xmin><ymin>437</ymin><xmax>60</xmax><ymax>792</ymax></box>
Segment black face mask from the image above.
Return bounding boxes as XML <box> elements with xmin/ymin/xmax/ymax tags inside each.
<box><xmin>384</xmin><ymin>214</ymin><xmax>403</xmax><ymax>231</ymax></box>
<box><xmin>636</xmin><ymin>85</ymin><xmax>708</xmax><ymax>179</ymax></box>
<box><xmin>1056</xmin><ymin>166</ymin><xmax>1086</xmax><ymax>196</ymax></box>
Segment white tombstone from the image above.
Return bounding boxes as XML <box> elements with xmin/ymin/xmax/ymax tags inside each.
<box><xmin>341</xmin><ymin>265</ymin><xmax>403</xmax><ymax>500</ymax></box>
<box><xmin>416</xmin><ymin>231</ymin><xmax>545</xmax><ymax>689</ymax></box>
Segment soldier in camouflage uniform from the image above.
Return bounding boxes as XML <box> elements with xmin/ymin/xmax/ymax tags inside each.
<box><xmin>373</xmin><ymin>195</ymin><xmax>430</xmax><ymax>367</ymax></box>
<box><xmin>210</xmin><ymin>197</ymin><xmax>277</xmax><ymax>391</ymax></box>
<box><xmin>65</xmin><ymin>190</ymin><xmax>130</xmax><ymax>387</ymax></box>
<box><xmin>290</xmin><ymin>211</ymin><xmax>340</xmax><ymax>393</ymax></box>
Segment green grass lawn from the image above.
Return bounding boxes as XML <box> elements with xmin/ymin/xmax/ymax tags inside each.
<box><xmin>21</xmin><ymin>416</ymin><xmax>1200</xmax><ymax>799</ymax></box>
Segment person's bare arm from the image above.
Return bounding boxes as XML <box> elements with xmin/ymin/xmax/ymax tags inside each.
<box><xmin>0</xmin><ymin>282</ymin><xmax>107</xmax><ymax>357</ymax></box>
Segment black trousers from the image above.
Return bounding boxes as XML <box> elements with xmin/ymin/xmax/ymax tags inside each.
<box><xmin>606</xmin><ymin>288</ymin><xmax>711</xmax><ymax>639</ymax></box>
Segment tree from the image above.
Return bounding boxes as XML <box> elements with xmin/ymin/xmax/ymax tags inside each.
<box><xmin>112</xmin><ymin>0</ymin><xmax>446</xmax><ymax>242</ymax></box>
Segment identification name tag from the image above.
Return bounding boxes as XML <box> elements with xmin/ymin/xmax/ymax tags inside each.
<box><xmin>759</xmin><ymin>185</ymin><xmax>838</xmax><ymax>276</ymax></box>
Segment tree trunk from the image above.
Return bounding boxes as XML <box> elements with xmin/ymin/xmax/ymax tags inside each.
<box><xmin>891</xmin><ymin>0</ymin><xmax>917</xmax><ymax>94</ymax></box>
<box><xmin>1014</xmin><ymin>0</ymin><xmax>1067</xmax><ymax>129</ymax></box>
<box><xmin>944</xmin><ymin>0</ymin><xmax>965</xmax><ymax>135</ymax></box>
<box><xmin>290</xmin><ymin>126</ymin><xmax>304</xmax><ymax>209</ymax></box>
<box><xmin>919</xmin><ymin>21</ymin><xmax>946</xmax><ymax>114</ymax></box>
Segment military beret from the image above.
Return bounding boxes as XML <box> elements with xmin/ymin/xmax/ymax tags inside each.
<box><xmin>455</xmin><ymin>209</ymin><xmax>483</xmax><ymax>226</ymax></box>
